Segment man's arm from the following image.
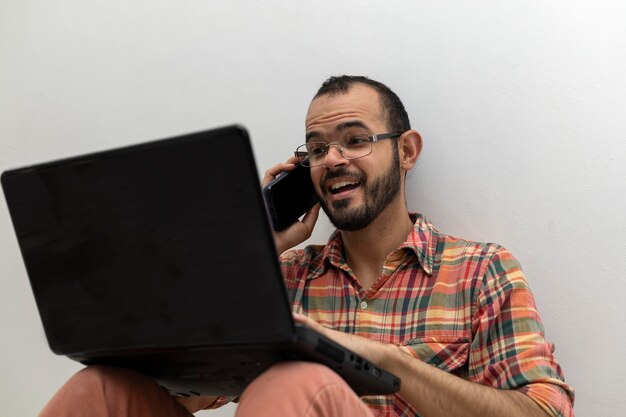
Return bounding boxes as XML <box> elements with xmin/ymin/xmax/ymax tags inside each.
<box><xmin>294</xmin><ymin>314</ymin><xmax>549</xmax><ymax>417</ymax></box>
<box><xmin>384</xmin><ymin>340</ymin><xmax>548</xmax><ymax>417</ymax></box>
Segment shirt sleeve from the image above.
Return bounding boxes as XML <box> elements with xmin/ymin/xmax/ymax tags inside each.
<box><xmin>470</xmin><ymin>247</ymin><xmax>575</xmax><ymax>417</ymax></box>
<box><xmin>279</xmin><ymin>248</ymin><xmax>314</xmax><ymax>310</ymax></box>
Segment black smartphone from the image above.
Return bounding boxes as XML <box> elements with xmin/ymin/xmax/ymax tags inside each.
<box><xmin>262</xmin><ymin>162</ymin><xmax>319</xmax><ymax>231</ymax></box>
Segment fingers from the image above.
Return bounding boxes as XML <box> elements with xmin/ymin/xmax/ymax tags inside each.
<box><xmin>262</xmin><ymin>156</ymin><xmax>301</xmax><ymax>187</ymax></box>
<box><xmin>300</xmin><ymin>204</ymin><xmax>321</xmax><ymax>233</ymax></box>
<box><xmin>295</xmin><ymin>203</ymin><xmax>320</xmax><ymax>241</ymax></box>
<box><xmin>293</xmin><ymin>312</ymin><xmax>308</xmax><ymax>324</ymax></box>
<box><xmin>273</xmin><ymin>204</ymin><xmax>321</xmax><ymax>254</ymax></box>
<box><xmin>293</xmin><ymin>313</ymin><xmax>327</xmax><ymax>335</ymax></box>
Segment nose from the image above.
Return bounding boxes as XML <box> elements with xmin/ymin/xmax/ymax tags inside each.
<box><xmin>323</xmin><ymin>144</ymin><xmax>349</xmax><ymax>168</ymax></box>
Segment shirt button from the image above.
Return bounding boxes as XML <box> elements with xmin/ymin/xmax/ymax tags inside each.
<box><xmin>360</xmin><ymin>301</ymin><xmax>368</xmax><ymax>310</ymax></box>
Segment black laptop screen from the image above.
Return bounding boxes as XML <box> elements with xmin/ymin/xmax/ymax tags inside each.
<box><xmin>2</xmin><ymin>126</ymin><xmax>295</xmax><ymax>355</ymax></box>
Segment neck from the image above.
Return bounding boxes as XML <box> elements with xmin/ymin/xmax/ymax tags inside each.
<box><xmin>339</xmin><ymin>200</ymin><xmax>414</xmax><ymax>289</ymax></box>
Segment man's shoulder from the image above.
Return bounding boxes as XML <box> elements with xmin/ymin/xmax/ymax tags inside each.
<box><xmin>411</xmin><ymin>213</ymin><xmax>510</xmax><ymax>270</ymax></box>
<box><xmin>412</xmin><ymin>216</ymin><xmax>523</xmax><ymax>285</ymax></box>
<box><xmin>436</xmin><ymin>234</ymin><xmax>525</xmax><ymax>291</ymax></box>
<box><xmin>437</xmin><ymin>232</ymin><xmax>506</xmax><ymax>258</ymax></box>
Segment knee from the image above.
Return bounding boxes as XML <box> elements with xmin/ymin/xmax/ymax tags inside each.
<box><xmin>39</xmin><ymin>366</ymin><xmax>140</xmax><ymax>417</ymax></box>
<box><xmin>40</xmin><ymin>366</ymin><xmax>188</xmax><ymax>417</ymax></box>
<box><xmin>67</xmin><ymin>365</ymin><xmax>157</xmax><ymax>395</ymax></box>
<box><xmin>236</xmin><ymin>362</ymin><xmax>364</xmax><ymax>417</ymax></box>
<box><xmin>74</xmin><ymin>364</ymin><xmax>120</xmax><ymax>381</ymax></box>
<box><xmin>259</xmin><ymin>361</ymin><xmax>344</xmax><ymax>386</ymax></box>
<box><xmin>242</xmin><ymin>361</ymin><xmax>349</xmax><ymax>399</ymax></box>
<box><xmin>65</xmin><ymin>365</ymin><xmax>115</xmax><ymax>391</ymax></box>
<box><xmin>75</xmin><ymin>364</ymin><xmax>140</xmax><ymax>383</ymax></box>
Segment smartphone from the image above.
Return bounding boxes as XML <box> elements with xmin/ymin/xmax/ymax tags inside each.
<box><xmin>262</xmin><ymin>162</ymin><xmax>318</xmax><ymax>231</ymax></box>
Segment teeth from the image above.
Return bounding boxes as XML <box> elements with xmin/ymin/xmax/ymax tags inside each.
<box><xmin>330</xmin><ymin>181</ymin><xmax>358</xmax><ymax>191</ymax></box>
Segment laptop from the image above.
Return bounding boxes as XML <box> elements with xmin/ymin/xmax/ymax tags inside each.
<box><xmin>1</xmin><ymin>125</ymin><xmax>400</xmax><ymax>397</ymax></box>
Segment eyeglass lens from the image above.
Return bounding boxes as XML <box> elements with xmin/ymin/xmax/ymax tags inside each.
<box><xmin>298</xmin><ymin>135</ymin><xmax>372</xmax><ymax>166</ymax></box>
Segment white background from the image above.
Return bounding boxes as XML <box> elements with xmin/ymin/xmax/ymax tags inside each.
<box><xmin>1</xmin><ymin>1</ymin><xmax>625</xmax><ymax>416</ymax></box>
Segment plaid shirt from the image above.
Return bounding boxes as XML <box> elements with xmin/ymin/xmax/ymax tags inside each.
<box><xmin>280</xmin><ymin>213</ymin><xmax>575</xmax><ymax>417</ymax></box>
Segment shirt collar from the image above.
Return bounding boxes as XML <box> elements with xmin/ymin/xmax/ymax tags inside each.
<box><xmin>307</xmin><ymin>212</ymin><xmax>437</xmax><ymax>280</ymax></box>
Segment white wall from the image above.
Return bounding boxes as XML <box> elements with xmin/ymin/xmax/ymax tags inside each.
<box><xmin>1</xmin><ymin>1</ymin><xmax>624</xmax><ymax>416</ymax></box>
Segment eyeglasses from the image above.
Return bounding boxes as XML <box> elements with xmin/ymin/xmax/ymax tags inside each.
<box><xmin>295</xmin><ymin>132</ymin><xmax>402</xmax><ymax>167</ymax></box>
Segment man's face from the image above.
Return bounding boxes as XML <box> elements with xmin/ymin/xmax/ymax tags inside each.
<box><xmin>305</xmin><ymin>84</ymin><xmax>402</xmax><ymax>231</ymax></box>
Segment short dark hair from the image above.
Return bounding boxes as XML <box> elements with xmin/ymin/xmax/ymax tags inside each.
<box><xmin>313</xmin><ymin>75</ymin><xmax>411</xmax><ymax>133</ymax></box>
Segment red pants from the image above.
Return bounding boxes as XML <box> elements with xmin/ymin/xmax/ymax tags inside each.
<box><xmin>40</xmin><ymin>362</ymin><xmax>374</xmax><ymax>417</ymax></box>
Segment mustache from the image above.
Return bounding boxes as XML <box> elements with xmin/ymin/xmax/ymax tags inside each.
<box><xmin>320</xmin><ymin>167</ymin><xmax>366</xmax><ymax>190</ymax></box>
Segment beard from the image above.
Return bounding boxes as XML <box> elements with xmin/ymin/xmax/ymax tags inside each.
<box><xmin>318</xmin><ymin>147</ymin><xmax>401</xmax><ymax>232</ymax></box>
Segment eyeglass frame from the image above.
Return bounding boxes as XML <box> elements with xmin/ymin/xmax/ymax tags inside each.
<box><xmin>294</xmin><ymin>132</ymin><xmax>403</xmax><ymax>167</ymax></box>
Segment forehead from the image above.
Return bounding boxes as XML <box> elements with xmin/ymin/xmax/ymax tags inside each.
<box><xmin>305</xmin><ymin>84</ymin><xmax>386</xmax><ymax>134</ymax></box>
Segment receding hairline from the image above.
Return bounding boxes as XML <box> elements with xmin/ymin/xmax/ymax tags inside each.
<box><xmin>308</xmin><ymin>82</ymin><xmax>390</xmax><ymax>129</ymax></box>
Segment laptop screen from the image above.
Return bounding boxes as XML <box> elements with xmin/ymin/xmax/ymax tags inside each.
<box><xmin>2</xmin><ymin>126</ymin><xmax>295</xmax><ymax>356</ymax></box>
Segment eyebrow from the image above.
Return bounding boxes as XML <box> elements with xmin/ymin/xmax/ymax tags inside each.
<box><xmin>305</xmin><ymin>120</ymin><xmax>371</xmax><ymax>142</ymax></box>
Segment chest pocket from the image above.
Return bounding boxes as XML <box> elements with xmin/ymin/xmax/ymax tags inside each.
<box><xmin>403</xmin><ymin>336</ymin><xmax>470</xmax><ymax>374</ymax></box>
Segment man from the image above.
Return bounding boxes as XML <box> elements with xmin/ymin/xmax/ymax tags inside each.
<box><xmin>40</xmin><ymin>76</ymin><xmax>574</xmax><ymax>417</ymax></box>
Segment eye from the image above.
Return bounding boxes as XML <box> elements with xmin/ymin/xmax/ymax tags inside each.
<box><xmin>307</xmin><ymin>143</ymin><xmax>327</xmax><ymax>156</ymax></box>
<box><xmin>346</xmin><ymin>134</ymin><xmax>371</xmax><ymax>146</ymax></box>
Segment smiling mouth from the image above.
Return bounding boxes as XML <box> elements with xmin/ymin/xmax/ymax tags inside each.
<box><xmin>328</xmin><ymin>180</ymin><xmax>360</xmax><ymax>194</ymax></box>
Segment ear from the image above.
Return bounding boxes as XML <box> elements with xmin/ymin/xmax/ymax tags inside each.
<box><xmin>398</xmin><ymin>130</ymin><xmax>423</xmax><ymax>171</ymax></box>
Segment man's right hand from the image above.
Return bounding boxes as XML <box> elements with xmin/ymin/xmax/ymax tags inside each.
<box><xmin>262</xmin><ymin>157</ymin><xmax>321</xmax><ymax>254</ymax></box>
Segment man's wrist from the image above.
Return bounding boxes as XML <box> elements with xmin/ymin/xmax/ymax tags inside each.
<box><xmin>377</xmin><ymin>341</ymin><xmax>412</xmax><ymax>371</ymax></box>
